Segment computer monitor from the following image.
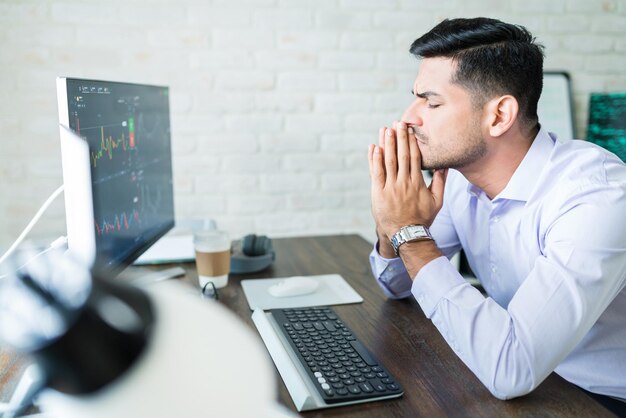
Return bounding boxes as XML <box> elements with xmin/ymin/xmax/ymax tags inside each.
<box><xmin>56</xmin><ymin>78</ymin><xmax>175</xmax><ymax>275</ymax></box>
<box><xmin>587</xmin><ymin>92</ymin><xmax>626</xmax><ymax>162</ymax></box>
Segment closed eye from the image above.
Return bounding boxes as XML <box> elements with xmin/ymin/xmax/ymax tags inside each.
<box><xmin>412</xmin><ymin>89</ymin><xmax>442</xmax><ymax>108</ymax></box>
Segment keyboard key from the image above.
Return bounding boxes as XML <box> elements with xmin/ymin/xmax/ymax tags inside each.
<box><xmin>347</xmin><ymin>385</ymin><xmax>361</xmax><ymax>394</ymax></box>
<box><xmin>359</xmin><ymin>383</ymin><xmax>374</xmax><ymax>393</ymax></box>
<box><xmin>349</xmin><ymin>341</ymin><xmax>377</xmax><ymax>366</ymax></box>
<box><xmin>373</xmin><ymin>383</ymin><xmax>386</xmax><ymax>392</ymax></box>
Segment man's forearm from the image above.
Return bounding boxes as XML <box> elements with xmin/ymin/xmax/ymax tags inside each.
<box><xmin>398</xmin><ymin>240</ymin><xmax>442</xmax><ymax>280</ymax></box>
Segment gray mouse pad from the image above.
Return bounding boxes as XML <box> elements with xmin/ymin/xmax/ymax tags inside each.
<box><xmin>241</xmin><ymin>274</ymin><xmax>363</xmax><ymax>310</ymax></box>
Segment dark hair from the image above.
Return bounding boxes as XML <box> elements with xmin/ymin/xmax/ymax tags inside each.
<box><xmin>410</xmin><ymin>18</ymin><xmax>544</xmax><ymax>130</ymax></box>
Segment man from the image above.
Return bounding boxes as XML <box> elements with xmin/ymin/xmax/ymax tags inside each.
<box><xmin>368</xmin><ymin>17</ymin><xmax>626</xmax><ymax>413</ymax></box>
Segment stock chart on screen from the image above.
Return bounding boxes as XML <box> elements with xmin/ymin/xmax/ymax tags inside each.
<box><xmin>65</xmin><ymin>79</ymin><xmax>175</xmax><ymax>268</ymax></box>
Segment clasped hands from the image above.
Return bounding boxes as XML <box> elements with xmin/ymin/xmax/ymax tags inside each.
<box><xmin>368</xmin><ymin>121</ymin><xmax>448</xmax><ymax>246</ymax></box>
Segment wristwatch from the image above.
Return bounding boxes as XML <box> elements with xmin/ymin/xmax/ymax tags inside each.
<box><xmin>390</xmin><ymin>224</ymin><xmax>433</xmax><ymax>255</ymax></box>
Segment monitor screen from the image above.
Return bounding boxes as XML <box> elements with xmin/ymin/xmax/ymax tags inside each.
<box><xmin>57</xmin><ymin>78</ymin><xmax>175</xmax><ymax>274</ymax></box>
<box><xmin>587</xmin><ymin>93</ymin><xmax>626</xmax><ymax>162</ymax></box>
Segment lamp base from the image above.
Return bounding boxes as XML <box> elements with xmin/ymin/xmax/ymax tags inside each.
<box><xmin>37</xmin><ymin>281</ymin><xmax>277</xmax><ymax>418</ymax></box>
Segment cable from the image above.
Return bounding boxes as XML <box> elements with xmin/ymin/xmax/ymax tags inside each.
<box><xmin>0</xmin><ymin>185</ymin><xmax>64</xmax><ymax>266</ymax></box>
<box><xmin>0</xmin><ymin>237</ymin><xmax>67</xmax><ymax>280</ymax></box>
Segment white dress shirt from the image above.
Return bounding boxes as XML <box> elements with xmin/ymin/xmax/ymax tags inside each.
<box><xmin>370</xmin><ymin>128</ymin><xmax>626</xmax><ymax>400</ymax></box>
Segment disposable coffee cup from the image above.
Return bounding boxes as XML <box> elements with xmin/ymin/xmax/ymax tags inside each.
<box><xmin>193</xmin><ymin>230</ymin><xmax>231</xmax><ymax>289</ymax></box>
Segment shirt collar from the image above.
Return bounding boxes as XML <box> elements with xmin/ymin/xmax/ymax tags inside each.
<box><xmin>495</xmin><ymin>128</ymin><xmax>556</xmax><ymax>202</ymax></box>
<box><xmin>465</xmin><ymin>128</ymin><xmax>556</xmax><ymax>202</ymax></box>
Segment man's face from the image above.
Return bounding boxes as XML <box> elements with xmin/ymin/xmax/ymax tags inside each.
<box><xmin>401</xmin><ymin>57</ymin><xmax>487</xmax><ymax>171</ymax></box>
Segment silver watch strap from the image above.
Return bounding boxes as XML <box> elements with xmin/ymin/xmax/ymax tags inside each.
<box><xmin>391</xmin><ymin>224</ymin><xmax>433</xmax><ymax>255</ymax></box>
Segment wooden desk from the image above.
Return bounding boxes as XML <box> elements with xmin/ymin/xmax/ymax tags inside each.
<box><xmin>0</xmin><ymin>235</ymin><xmax>614</xmax><ymax>417</ymax></box>
<box><xmin>215</xmin><ymin>234</ymin><xmax>614</xmax><ymax>418</ymax></box>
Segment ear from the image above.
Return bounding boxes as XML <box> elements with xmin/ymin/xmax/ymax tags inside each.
<box><xmin>485</xmin><ymin>95</ymin><xmax>518</xmax><ymax>137</ymax></box>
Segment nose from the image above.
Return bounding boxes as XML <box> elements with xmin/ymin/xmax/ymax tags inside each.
<box><xmin>401</xmin><ymin>99</ymin><xmax>424</xmax><ymax>127</ymax></box>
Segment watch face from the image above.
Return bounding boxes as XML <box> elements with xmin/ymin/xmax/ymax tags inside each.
<box><xmin>393</xmin><ymin>225</ymin><xmax>432</xmax><ymax>255</ymax></box>
<box><xmin>406</xmin><ymin>225</ymin><xmax>425</xmax><ymax>235</ymax></box>
<box><xmin>403</xmin><ymin>225</ymin><xmax>431</xmax><ymax>240</ymax></box>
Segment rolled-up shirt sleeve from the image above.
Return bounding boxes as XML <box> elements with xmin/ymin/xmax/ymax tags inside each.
<box><xmin>369</xmin><ymin>243</ymin><xmax>413</xmax><ymax>299</ymax></box>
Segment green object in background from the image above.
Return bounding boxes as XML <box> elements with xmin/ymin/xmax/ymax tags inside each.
<box><xmin>586</xmin><ymin>93</ymin><xmax>626</xmax><ymax>162</ymax></box>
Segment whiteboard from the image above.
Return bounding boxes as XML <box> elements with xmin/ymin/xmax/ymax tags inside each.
<box><xmin>537</xmin><ymin>71</ymin><xmax>575</xmax><ymax>139</ymax></box>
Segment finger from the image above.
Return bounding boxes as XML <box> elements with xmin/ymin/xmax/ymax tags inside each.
<box><xmin>429</xmin><ymin>168</ymin><xmax>448</xmax><ymax>210</ymax></box>
<box><xmin>384</xmin><ymin>128</ymin><xmax>397</xmax><ymax>183</ymax></box>
<box><xmin>396</xmin><ymin>121</ymin><xmax>410</xmax><ymax>180</ymax></box>
<box><xmin>371</xmin><ymin>145</ymin><xmax>386</xmax><ymax>189</ymax></box>
<box><xmin>408</xmin><ymin>125</ymin><xmax>424</xmax><ymax>185</ymax></box>
<box><xmin>377</xmin><ymin>127</ymin><xmax>386</xmax><ymax>178</ymax></box>
<box><xmin>368</xmin><ymin>143</ymin><xmax>375</xmax><ymax>177</ymax></box>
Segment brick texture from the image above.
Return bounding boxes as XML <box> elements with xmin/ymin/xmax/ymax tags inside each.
<box><xmin>0</xmin><ymin>0</ymin><xmax>624</xmax><ymax>250</ymax></box>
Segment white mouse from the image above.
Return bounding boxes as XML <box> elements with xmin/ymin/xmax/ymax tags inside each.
<box><xmin>268</xmin><ymin>276</ymin><xmax>319</xmax><ymax>298</ymax></box>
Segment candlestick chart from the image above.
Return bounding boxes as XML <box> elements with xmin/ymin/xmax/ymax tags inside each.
<box><xmin>66</xmin><ymin>80</ymin><xmax>174</xmax><ymax>265</ymax></box>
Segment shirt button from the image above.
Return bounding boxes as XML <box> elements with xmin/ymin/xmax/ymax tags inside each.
<box><xmin>490</xmin><ymin>264</ymin><xmax>497</xmax><ymax>273</ymax></box>
<box><xmin>492</xmin><ymin>216</ymin><xmax>500</xmax><ymax>223</ymax></box>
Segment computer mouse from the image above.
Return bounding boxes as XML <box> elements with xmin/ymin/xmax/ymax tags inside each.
<box><xmin>267</xmin><ymin>276</ymin><xmax>319</xmax><ymax>298</ymax></box>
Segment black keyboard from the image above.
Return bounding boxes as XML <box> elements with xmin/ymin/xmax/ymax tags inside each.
<box><xmin>271</xmin><ymin>306</ymin><xmax>403</xmax><ymax>404</ymax></box>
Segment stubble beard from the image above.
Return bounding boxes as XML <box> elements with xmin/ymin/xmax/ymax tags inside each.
<box><xmin>413</xmin><ymin>125</ymin><xmax>487</xmax><ymax>171</ymax></box>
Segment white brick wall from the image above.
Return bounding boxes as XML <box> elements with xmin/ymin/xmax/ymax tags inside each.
<box><xmin>1</xmin><ymin>0</ymin><xmax>625</xmax><ymax>252</ymax></box>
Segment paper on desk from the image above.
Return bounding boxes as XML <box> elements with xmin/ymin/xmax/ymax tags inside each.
<box><xmin>135</xmin><ymin>219</ymin><xmax>217</xmax><ymax>265</ymax></box>
<box><xmin>135</xmin><ymin>234</ymin><xmax>194</xmax><ymax>264</ymax></box>
<box><xmin>241</xmin><ymin>274</ymin><xmax>363</xmax><ymax>310</ymax></box>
